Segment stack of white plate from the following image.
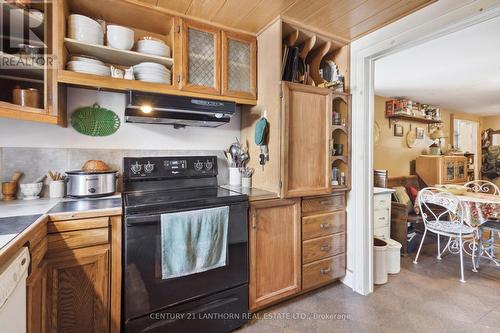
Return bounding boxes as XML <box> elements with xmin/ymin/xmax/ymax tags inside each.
<box><xmin>133</xmin><ymin>62</ymin><xmax>171</xmax><ymax>84</ymax></box>
<box><xmin>136</xmin><ymin>38</ymin><xmax>171</xmax><ymax>58</ymax></box>
<box><xmin>68</xmin><ymin>14</ymin><xmax>104</xmax><ymax>45</ymax></box>
<box><xmin>67</xmin><ymin>56</ymin><xmax>110</xmax><ymax>76</ymax></box>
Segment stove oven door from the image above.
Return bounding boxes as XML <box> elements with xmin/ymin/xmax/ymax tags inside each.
<box><xmin>123</xmin><ymin>201</ymin><xmax>248</xmax><ymax>321</ymax></box>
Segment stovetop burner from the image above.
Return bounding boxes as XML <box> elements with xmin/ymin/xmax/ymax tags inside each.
<box><xmin>122</xmin><ymin>155</ymin><xmax>247</xmax><ymax>214</ymax></box>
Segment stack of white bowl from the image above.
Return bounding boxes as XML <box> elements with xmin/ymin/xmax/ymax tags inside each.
<box><xmin>68</xmin><ymin>14</ymin><xmax>104</xmax><ymax>45</ymax></box>
<box><xmin>136</xmin><ymin>38</ymin><xmax>171</xmax><ymax>57</ymax></box>
<box><xmin>133</xmin><ymin>62</ymin><xmax>171</xmax><ymax>84</ymax></box>
<box><xmin>67</xmin><ymin>56</ymin><xmax>110</xmax><ymax>76</ymax></box>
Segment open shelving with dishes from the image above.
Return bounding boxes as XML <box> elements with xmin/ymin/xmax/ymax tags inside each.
<box><xmin>280</xmin><ymin>20</ymin><xmax>350</xmax><ymax>93</ymax></box>
<box><xmin>55</xmin><ymin>0</ymin><xmax>257</xmax><ymax>106</ymax></box>
<box><xmin>0</xmin><ymin>1</ymin><xmax>64</xmax><ymax>125</ymax></box>
<box><xmin>58</xmin><ymin>0</ymin><xmax>176</xmax><ymax>88</ymax></box>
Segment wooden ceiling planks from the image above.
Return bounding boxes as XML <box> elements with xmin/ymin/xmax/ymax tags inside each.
<box><xmin>135</xmin><ymin>0</ymin><xmax>435</xmax><ymax>39</ymax></box>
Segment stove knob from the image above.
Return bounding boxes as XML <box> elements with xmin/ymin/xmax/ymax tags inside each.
<box><xmin>205</xmin><ymin>161</ymin><xmax>213</xmax><ymax>171</ymax></box>
<box><xmin>144</xmin><ymin>162</ymin><xmax>155</xmax><ymax>173</ymax></box>
<box><xmin>131</xmin><ymin>162</ymin><xmax>142</xmax><ymax>174</ymax></box>
<box><xmin>194</xmin><ymin>161</ymin><xmax>203</xmax><ymax>171</ymax></box>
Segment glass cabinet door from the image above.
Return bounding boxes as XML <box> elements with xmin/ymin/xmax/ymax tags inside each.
<box><xmin>446</xmin><ymin>161</ymin><xmax>455</xmax><ymax>181</ymax></box>
<box><xmin>455</xmin><ymin>160</ymin><xmax>466</xmax><ymax>181</ymax></box>
<box><xmin>180</xmin><ymin>19</ymin><xmax>220</xmax><ymax>95</ymax></box>
<box><xmin>222</xmin><ymin>31</ymin><xmax>256</xmax><ymax>99</ymax></box>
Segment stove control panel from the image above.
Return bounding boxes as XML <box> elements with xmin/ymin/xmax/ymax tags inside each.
<box><xmin>124</xmin><ymin>156</ymin><xmax>218</xmax><ymax>180</ymax></box>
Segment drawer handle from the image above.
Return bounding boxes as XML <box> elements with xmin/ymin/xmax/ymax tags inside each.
<box><xmin>319</xmin><ymin>200</ymin><xmax>331</xmax><ymax>205</ymax></box>
<box><xmin>320</xmin><ymin>267</ymin><xmax>331</xmax><ymax>275</ymax></box>
<box><xmin>378</xmin><ymin>217</ymin><xmax>386</xmax><ymax>221</ymax></box>
<box><xmin>320</xmin><ymin>245</ymin><xmax>331</xmax><ymax>252</ymax></box>
<box><xmin>320</xmin><ymin>223</ymin><xmax>332</xmax><ymax>229</ymax></box>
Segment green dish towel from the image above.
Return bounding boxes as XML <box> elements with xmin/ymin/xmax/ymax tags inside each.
<box><xmin>161</xmin><ymin>206</ymin><xmax>229</xmax><ymax>279</ymax></box>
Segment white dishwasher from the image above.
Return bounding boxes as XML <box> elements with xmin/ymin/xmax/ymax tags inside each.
<box><xmin>0</xmin><ymin>247</ymin><xmax>30</xmax><ymax>333</ymax></box>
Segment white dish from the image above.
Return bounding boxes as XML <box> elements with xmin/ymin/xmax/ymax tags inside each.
<box><xmin>68</xmin><ymin>28</ymin><xmax>103</xmax><ymax>45</ymax></box>
<box><xmin>107</xmin><ymin>25</ymin><xmax>134</xmax><ymax>50</ymax></box>
<box><xmin>70</xmin><ymin>56</ymin><xmax>104</xmax><ymax>66</ymax></box>
<box><xmin>67</xmin><ymin>61</ymin><xmax>111</xmax><ymax>76</ymax></box>
<box><xmin>134</xmin><ymin>68</ymin><xmax>170</xmax><ymax>76</ymax></box>
<box><xmin>137</xmin><ymin>39</ymin><xmax>170</xmax><ymax>57</ymax></box>
<box><xmin>133</xmin><ymin>62</ymin><xmax>168</xmax><ymax>71</ymax></box>
<box><xmin>68</xmin><ymin>14</ymin><xmax>103</xmax><ymax>45</ymax></box>
<box><xmin>20</xmin><ymin>183</ymin><xmax>43</xmax><ymax>199</ymax></box>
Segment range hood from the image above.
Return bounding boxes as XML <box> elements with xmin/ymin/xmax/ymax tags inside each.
<box><xmin>125</xmin><ymin>91</ymin><xmax>236</xmax><ymax>128</ymax></box>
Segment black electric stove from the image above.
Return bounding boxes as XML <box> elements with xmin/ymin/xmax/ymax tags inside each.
<box><xmin>122</xmin><ymin>156</ymin><xmax>249</xmax><ymax>333</ymax></box>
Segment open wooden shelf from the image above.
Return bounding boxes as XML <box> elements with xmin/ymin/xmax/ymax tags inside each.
<box><xmin>58</xmin><ymin>70</ymin><xmax>257</xmax><ymax>105</ymax></box>
<box><xmin>332</xmin><ymin>155</ymin><xmax>348</xmax><ymax>163</ymax></box>
<box><xmin>64</xmin><ymin>38</ymin><xmax>174</xmax><ymax>68</ymax></box>
<box><xmin>387</xmin><ymin>113</ymin><xmax>443</xmax><ymax>124</ymax></box>
<box><xmin>332</xmin><ymin>125</ymin><xmax>348</xmax><ymax>133</ymax></box>
<box><xmin>0</xmin><ymin>101</ymin><xmax>58</xmax><ymax>125</ymax></box>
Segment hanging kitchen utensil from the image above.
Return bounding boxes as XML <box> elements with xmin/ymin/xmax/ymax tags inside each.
<box><xmin>255</xmin><ymin>116</ymin><xmax>269</xmax><ymax>170</ymax></box>
<box><xmin>71</xmin><ymin>103</ymin><xmax>120</xmax><ymax>137</ymax></box>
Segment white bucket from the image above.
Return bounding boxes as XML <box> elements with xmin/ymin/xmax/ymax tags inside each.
<box><xmin>374</xmin><ymin>238</ymin><xmax>388</xmax><ymax>285</ymax></box>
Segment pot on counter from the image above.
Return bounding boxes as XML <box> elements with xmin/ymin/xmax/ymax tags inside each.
<box><xmin>65</xmin><ymin>170</ymin><xmax>118</xmax><ymax>198</ymax></box>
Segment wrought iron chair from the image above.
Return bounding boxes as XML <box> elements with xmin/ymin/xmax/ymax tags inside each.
<box><xmin>464</xmin><ymin>179</ymin><xmax>500</xmax><ymax>270</ymax></box>
<box><xmin>413</xmin><ymin>187</ymin><xmax>476</xmax><ymax>282</ymax></box>
<box><xmin>464</xmin><ymin>180</ymin><xmax>500</xmax><ymax>195</ymax></box>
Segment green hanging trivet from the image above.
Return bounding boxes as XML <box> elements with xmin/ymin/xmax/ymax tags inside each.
<box><xmin>71</xmin><ymin>103</ymin><xmax>120</xmax><ymax>136</ymax></box>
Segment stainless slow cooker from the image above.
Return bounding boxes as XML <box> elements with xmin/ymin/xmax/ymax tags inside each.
<box><xmin>65</xmin><ymin>170</ymin><xmax>118</xmax><ymax>198</ymax></box>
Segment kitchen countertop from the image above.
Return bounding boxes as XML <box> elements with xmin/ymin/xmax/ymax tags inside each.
<box><xmin>0</xmin><ymin>195</ymin><xmax>122</xmax><ymax>256</ymax></box>
<box><xmin>221</xmin><ymin>185</ymin><xmax>279</xmax><ymax>201</ymax></box>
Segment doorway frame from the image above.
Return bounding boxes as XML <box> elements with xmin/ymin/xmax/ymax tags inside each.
<box><xmin>347</xmin><ymin>0</ymin><xmax>500</xmax><ymax>295</ymax></box>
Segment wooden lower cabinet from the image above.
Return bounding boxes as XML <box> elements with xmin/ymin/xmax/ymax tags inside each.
<box><xmin>249</xmin><ymin>199</ymin><xmax>301</xmax><ymax>310</ymax></box>
<box><xmin>40</xmin><ymin>214</ymin><xmax>122</xmax><ymax>333</ymax></box>
<box><xmin>46</xmin><ymin>245</ymin><xmax>110</xmax><ymax>333</ymax></box>
<box><xmin>27</xmin><ymin>263</ymin><xmax>47</xmax><ymax>333</ymax></box>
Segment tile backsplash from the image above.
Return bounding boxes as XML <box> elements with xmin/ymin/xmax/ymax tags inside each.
<box><xmin>0</xmin><ymin>147</ymin><xmax>229</xmax><ymax>198</ymax></box>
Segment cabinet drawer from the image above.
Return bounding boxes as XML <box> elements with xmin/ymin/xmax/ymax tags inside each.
<box><xmin>374</xmin><ymin>194</ymin><xmax>391</xmax><ymax>211</ymax></box>
<box><xmin>302</xmin><ymin>194</ymin><xmax>345</xmax><ymax>214</ymax></box>
<box><xmin>373</xmin><ymin>209</ymin><xmax>390</xmax><ymax>229</ymax></box>
<box><xmin>302</xmin><ymin>254</ymin><xmax>345</xmax><ymax>290</ymax></box>
<box><xmin>48</xmin><ymin>217</ymin><xmax>110</xmax><ymax>233</ymax></box>
<box><xmin>302</xmin><ymin>211</ymin><xmax>345</xmax><ymax>240</ymax></box>
<box><xmin>303</xmin><ymin>233</ymin><xmax>345</xmax><ymax>264</ymax></box>
<box><xmin>47</xmin><ymin>228</ymin><xmax>109</xmax><ymax>253</ymax></box>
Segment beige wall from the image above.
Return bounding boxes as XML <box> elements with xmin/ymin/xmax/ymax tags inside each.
<box><xmin>373</xmin><ymin>95</ymin><xmax>479</xmax><ymax>177</ymax></box>
<box><xmin>482</xmin><ymin>116</ymin><xmax>500</xmax><ymax>130</ymax></box>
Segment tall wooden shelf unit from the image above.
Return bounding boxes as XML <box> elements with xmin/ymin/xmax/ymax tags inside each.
<box><xmin>241</xmin><ymin>18</ymin><xmax>351</xmax><ymax>311</ymax></box>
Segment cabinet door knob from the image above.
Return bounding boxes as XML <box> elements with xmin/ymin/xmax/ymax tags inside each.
<box><xmin>320</xmin><ymin>223</ymin><xmax>332</xmax><ymax>229</ymax></box>
<box><xmin>320</xmin><ymin>267</ymin><xmax>332</xmax><ymax>275</ymax></box>
<box><xmin>320</xmin><ymin>244</ymin><xmax>331</xmax><ymax>252</ymax></box>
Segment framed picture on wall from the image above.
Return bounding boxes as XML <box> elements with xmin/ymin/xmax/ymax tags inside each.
<box><xmin>416</xmin><ymin>127</ymin><xmax>425</xmax><ymax>139</ymax></box>
<box><xmin>394</xmin><ymin>124</ymin><xmax>404</xmax><ymax>137</ymax></box>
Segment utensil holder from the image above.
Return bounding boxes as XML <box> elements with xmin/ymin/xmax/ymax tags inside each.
<box><xmin>242</xmin><ymin>177</ymin><xmax>252</xmax><ymax>188</ymax></box>
<box><xmin>49</xmin><ymin>180</ymin><xmax>65</xmax><ymax>198</ymax></box>
<box><xmin>229</xmin><ymin>167</ymin><xmax>241</xmax><ymax>186</ymax></box>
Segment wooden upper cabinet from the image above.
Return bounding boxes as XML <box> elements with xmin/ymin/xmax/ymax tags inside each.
<box><xmin>281</xmin><ymin>82</ymin><xmax>332</xmax><ymax>198</ymax></box>
<box><xmin>249</xmin><ymin>199</ymin><xmax>301</xmax><ymax>310</ymax></box>
<box><xmin>46</xmin><ymin>245</ymin><xmax>110</xmax><ymax>333</ymax></box>
<box><xmin>221</xmin><ymin>31</ymin><xmax>257</xmax><ymax>99</ymax></box>
<box><xmin>180</xmin><ymin>19</ymin><xmax>221</xmax><ymax>95</ymax></box>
